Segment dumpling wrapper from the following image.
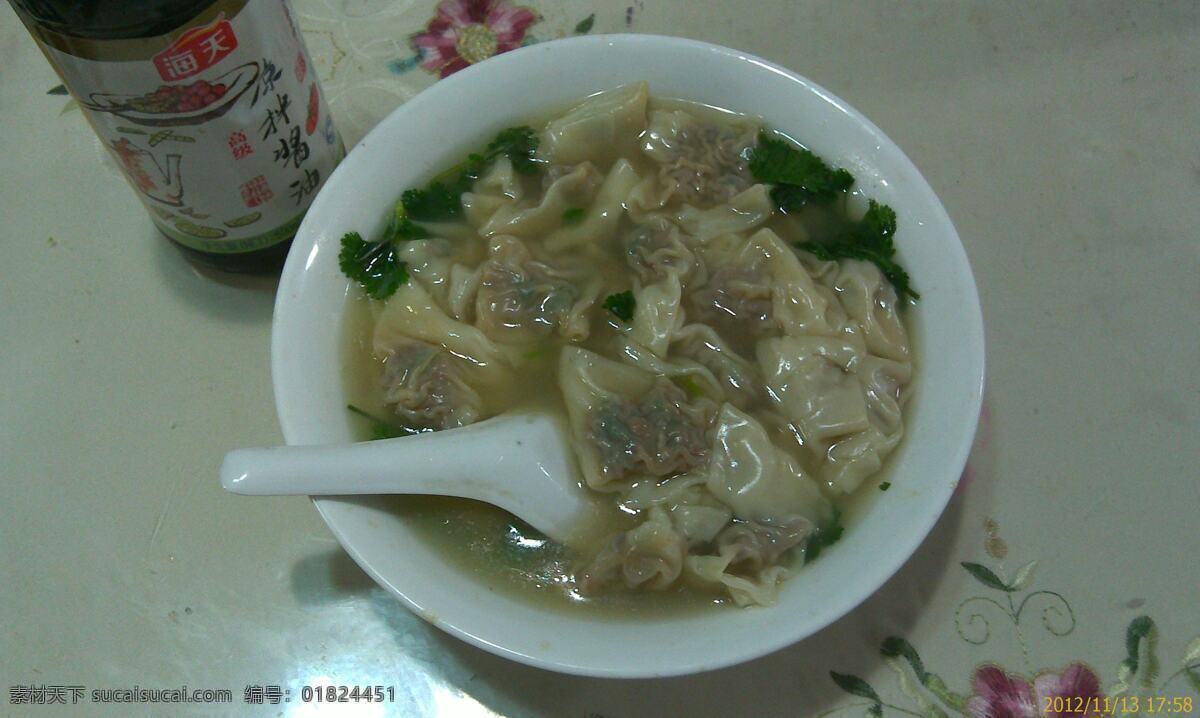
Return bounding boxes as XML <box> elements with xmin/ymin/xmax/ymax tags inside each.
<box><xmin>477</xmin><ymin>163</ymin><xmax>602</xmax><ymax>239</ymax></box>
<box><xmin>705</xmin><ymin>403</ymin><xmax>831</xmax><ymax>526</ymax></box>
<box><xmin>544</xmin><ymin>159</ymin><xmax>641</xmax><ymax>252</ymax></box>
<box><xmin>675</xmin><ymin>184</ymin><xmax>774</xmax><ymax>242</ymax></box>
<box><xmin>630</xmin><ymin>272</ymin><xmax>684</xmax><ymax>357</ymax></box>
<box><xmin>540</xmin><ymin>81</ymin><xmax>649</xmax><ymax>166</ymax></box>
<box><xmin>373</xmin><ymin>280</ymin><xmax>512</xmax><ymax>384</ymax></box>
<box><xmin>756</xmin><ymin>335</ymin><xmax>870</xmax><ymax>443</ymax></box>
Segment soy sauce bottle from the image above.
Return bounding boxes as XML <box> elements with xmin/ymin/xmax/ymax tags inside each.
<box><xmin>9</xmin><ymin>0</ymin><xmax>342</xmax><ymax>273</ymax></box>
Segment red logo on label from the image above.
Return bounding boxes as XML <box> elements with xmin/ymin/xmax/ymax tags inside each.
<box><xmin>153</xmin><ymin>16</ymin><xmax>238</xmax><ymax>82</ymax></box>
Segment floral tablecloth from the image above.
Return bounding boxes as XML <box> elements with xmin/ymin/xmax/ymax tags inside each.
<box><xmin>2</xmin><ymin>1</ymin><xmax>1197</xmax><ymax>716</ymax></box>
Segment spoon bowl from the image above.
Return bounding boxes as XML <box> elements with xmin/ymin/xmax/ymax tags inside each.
<box><xmin>220</xmin><ymin>413</ymin><xmax>592</xmax><ymax>544</ymax></box>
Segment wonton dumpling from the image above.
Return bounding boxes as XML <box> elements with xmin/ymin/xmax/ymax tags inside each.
<box><xmin>821</xmin><ymin>427</ymin><xmax>902</xmax><ymax>494</ymax></box>
<box><xmin>625</xmin><ymin>172</ymin><xmax>676</xmax><ymax>220</ymax></box>
<box><xmin>684</xmin><ymin>547</ymin><xmax>791</xmax><ymax>607</ymax></box>
<box><xmin>446</xmin><ymin>262</ymin><xmax>482</xmax><ymax>322</ymax></box>
<box><xmin>756</xmin><ymin>335</ymin><xmax>870</xmax><ymax>443</ymax></box>
<box><xmin>832</xmin><ymin>259</ymin><xmax>910</xmax><ymax>362</ymax></box>
<box><xmin>752</xmin><ymin>228</ymin><xmax>847</xmax><ymax>337</ymax></box>
<box><xmin>579</xmin><ymin>506</ymin><xmax>685</xmax><ymax>593</ymax></box>
<box><xmin>478</xmin><ymin>162</ymin><xmax>602</xmax><ymax>239</ymax></box>
<box><xmin>373</xmin><ymin>280</ymin><xmax>511</xmax><ymax>382</ymax></box>
<box><xmin>715</xmin><ymin>518</ymin><xmax>814</xmax><ymax>570</ymax></box>
<box><xmin>380</xmin><ymin>340</ymin><xmax>483</xmax><ymax>430</ymax></box>
<box><xmin>476</xmin><ymin>156</ymin><xmax>523</xmax><ymax>201</ymax></box>
<box><xmin>396</xmin><ymin>238</ymin><xmax>454</xmax><ymax>300</ymax></box>
<box><xmin>675</xmin><ymin>184</ymin><xmax>774</xmax><ymax>241</ymax></box>
<box><xmin>688</xmin><ymin>228</ymin><xmax>848</xmax><ymax>342</ymax></box>
<box><xmin>642</xmin><ymin>108</ymin><xmax>759</xmax><ymax>207</ymax></box>
<box><xmin>631</xmin><ymin>273</ymin><xmax>684</xmax><ymax>357</ymax></box>
<box><xmin>544</xmin><ymin>159</ymin><xmax>641</xmax><ymax>252</ymax></box>
<box><xmin>559</xmin><ymin>347</ymin><xmax>712</xmax><ymax>490</ymax></box>
<box><xmin>621</xmin><ymin>474</ymin><xmax>733</xmax><ymax>546</ymax></box>
<box><xmin>540</xmin><ymin>81</ymin><xmax>649</xmax><ymax>166</ymax></box>
<box><xmin>705</xmin><ymin>403</ymin><xmax>832</xmax><ymax>526</ymax></box>
<box><xmin>615</xmin><ymin>338</ymin><xmax>727</xmax><ymax>403</ymax></box>
<box><xmin>670</xmin><ymin>324</ymin><xmax>761</xmax><ymax>408</ymax></box>
<box><xmin>815</xmin><ymin>354</ymin><xmax>910</xmax><ymax>493</ymax></box>
<box><xmin>473</xmin><ymin>235</ymin><xmax>598</xmax><ymax>344</ymax></box>
<box><xmin>621</xmin><ymin>217</ymin><xmax>698</xmax><ymax>283</ymax></box>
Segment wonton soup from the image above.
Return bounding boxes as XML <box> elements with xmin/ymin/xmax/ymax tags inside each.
<box><xmin>339</xmin><ymin>82</ymin><xmax>916</xmax><ymax>611</ymax></box>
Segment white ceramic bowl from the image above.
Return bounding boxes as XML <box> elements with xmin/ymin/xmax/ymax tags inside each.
<box><xmin>272</xmin><ymin>34</ymin><xmax>984</xmax><ymax>678</ymax></box>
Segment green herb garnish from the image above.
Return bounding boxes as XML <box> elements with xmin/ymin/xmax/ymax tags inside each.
<box><xmin>338</xmin><ymin>231</ymin><xmax>408</xmax><ymax>300</ymax></box>
<box><xmin>805</xmin><ymin>509</ymin><xmax>845</xmax><ymax>564</ymax></box>
<box><xmin>602</xmin><ymin>290</ymin><xmax>636</xmax><ymax>322</ymax></box>
<box><xmin>562</xmin><ymin>207</ymin><xmax>586</xmax><ymax>224</ymax></box>
<box><xmin>673</xmin><ymin>375</ymin><xmax>706</xmax><ymax>399</ymax></box>
<box><xmin>748</xmin><ymin>131</ymin><xmax>855</xmax><ymax>209</ymax></box>
<box><xmin>340</xmin><ymin>126</ymin><xmax>542</xmax><ymax>299</ymax></box>
<box><xmin>798</xmin><ymin>199</ymin><xmax>919</xmax><ymax>301</ymax></box>
<box><xmin>346</xmin><ymin>404</ymin><xmax>423</xmax><ymax>441</ymax></box>
<box><xmin>574</xmin><ymin>14</ymin><xmax>595</xmax><ymax>34</ymax></box>
<box><xmin>398</xmin><ymin>126</ymin><xmax>540</xmax><ymax>221</ymax></box>
<box><xmin>879</xmin><ymin>481</ymin><xmax>892</xmax><ymax>491</ymax></box>
<box><xmin>401</xmin><ymin>181</ymin><xmax>463</xmax><ymax>221</ymax></box>
<box><xmin>750</xmin><ymin>130</ymin><xmax>917</xmax><ymax>302</ymax></box>
<box><xmin>485</xmin><ymin>126</ymin><xmax>541</xmax><ymax>175</ymax></box>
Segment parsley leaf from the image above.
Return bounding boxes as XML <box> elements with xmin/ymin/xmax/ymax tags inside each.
<box><xmin>338</xmin><ymin>231</ymin><xmax>408</xmax><ymax>300</ymax></box>
<box><xmin>399</xmin><ymin>126</ymin><xmax>541</xmax><ymax>221</ymax></box>
<box><xmin>574</xmin><ymin>14</ymin><xmax>595</xmax><ymax>34</ymax></box>
<box><xmin>879</xmin><ymin>481</ymin><xmax>892</xmax><ymax>491</ymax></box>
<box><xmin>797</xmin><ymin>200</ymin><xmax>918</xmax><ymax>302</ymax></box>
<box><xmin>401</xmin><ymin>182</ymin><xmax>462</xmax><ymax>221</ymax></box>
<box><xmin>485</xmin><ymin>126</ymin><xmax>541</xmax><ymax>175</ymax></box>
<box><xmin>805</xmin><ymin>509</ymin><xmax>845</xmax><ymax>564</ymax></box>
<box><xmin>749</xmin><ymin>131</ymin><xmax>855</xmax><ymax>209</ymax></box>
<box><xmin>562</xmin><ymin>207</ymin><xmax>586</xmax><ymax>224</ymax></box>
<box><xmin>602</xmin><ymin>290</ymin><xmax>636</xmax><ymax>322</ymax></box>
<box><xmin>380</xmin><ymin>200</ymin><xmax>429</xmax><ymax>244</ymax></box>
<box><xmin>340</xmin><ymin>126</ymin><xmax>542</xmax><ymax>298</ymax></box>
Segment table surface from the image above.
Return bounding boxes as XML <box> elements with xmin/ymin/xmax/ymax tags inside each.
<box><xmin>2</xmin><ymin>1</ymin><xmax>1198</xmax><ymax>716</ymax></box>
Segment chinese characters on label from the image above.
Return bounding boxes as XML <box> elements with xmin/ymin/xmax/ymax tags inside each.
<box><xmin>153</xmin><ymin>18</ymin><xmax>238</xmax><ymax>82</ymax></box>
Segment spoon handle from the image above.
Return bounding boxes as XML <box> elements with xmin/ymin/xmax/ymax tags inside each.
<box><xmin>221</xmin><ymin>417</ymin><xmax>529</xmax><ymax>497</ymax></box>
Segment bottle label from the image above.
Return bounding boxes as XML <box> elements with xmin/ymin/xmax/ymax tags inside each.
<box><xmin>31</xmin><ymin>0</ymin><xmax>341</xmax><ymax>253</ymax></box>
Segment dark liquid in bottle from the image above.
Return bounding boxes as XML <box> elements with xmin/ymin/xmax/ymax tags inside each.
<box><xmin>11</xmin><ymin>0</ymin><xmax>321</xmax><ymax>274</ymax></box>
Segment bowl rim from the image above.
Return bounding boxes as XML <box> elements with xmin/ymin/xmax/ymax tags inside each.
<box><xmin>272</xmin><ymin>32</ymin><xmax>985</xmax><ymax>678</ymax></box>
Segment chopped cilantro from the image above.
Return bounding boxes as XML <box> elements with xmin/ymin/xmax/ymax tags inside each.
<box><xmin>562</xmin><ymin>207</ymin><xmax>586</xmax><ymax>224</ymax></box>
<box><xmin>805</xmin><ymin>509</ymin><xmax>845</xmax><ymax>564</ymax></box>
<box><xmin>381</xmin><ymin>201</ymin><xmax>429</xmax><ymax>244</ymax></box>
<box><xmin>798</xmin><ymin>200</ymin><xmax>919</xmax><ymax>302</ymax></box>
<box><xmin>485</xmin><ymin>126</ymin><xmax>541</xmax><ymax>175</ymax></box>
<box><xmin>401</xmin><ymin>182</ymin><xmax>462</xmax><ymax>221</ymax></box>
<box><xmin>749</xmin><ymin>131</ymin><xmax>854</xmax><ymax>209</ymax></box>
<box><xmin>674</xmin><ymin>375</ymin><xmax>706</xmax><ymax>399</ymax></box>
<box><xmin>879</xmin><ymin>481</ymin><xmax>892</xmax><ymax>491</ymax></box>
<box><xmin>602</xmin><ymin>290</ymin><xmax>636</xmax><ymax>322</ymax></box>
<box><xmin>346</xmin><ymin>404</ymin><xmax>423</xmax><ymax>441</ymax></box>
<box><xmin>339</xmin><ymin>126</ymin><xmax>543</xmax><ymax>298</ymax></box>
<box><xmin>400</xmin><ymin>126</ymin><xmax>540</xmax><ymax>221</ymax></box>
<box><xmin>750</xmin><ymin>130</ymin><xmax>917</xmax><ymax>302</ymax></box>
<box><xmin>338</xmin><ymin>231</ymin><xmax>408</xmax><ymax>300</ymax></box>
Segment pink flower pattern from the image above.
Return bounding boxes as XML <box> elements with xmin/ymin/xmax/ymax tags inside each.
<box><xmin>967</xmin><ymin>664</ymin><xmax>1104</xmax><ymax>718</ymax></box>
<box><xmin>412</xmin><ymin>0</ymin><xmax>538</xmax><ymax>78</ymax></box>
